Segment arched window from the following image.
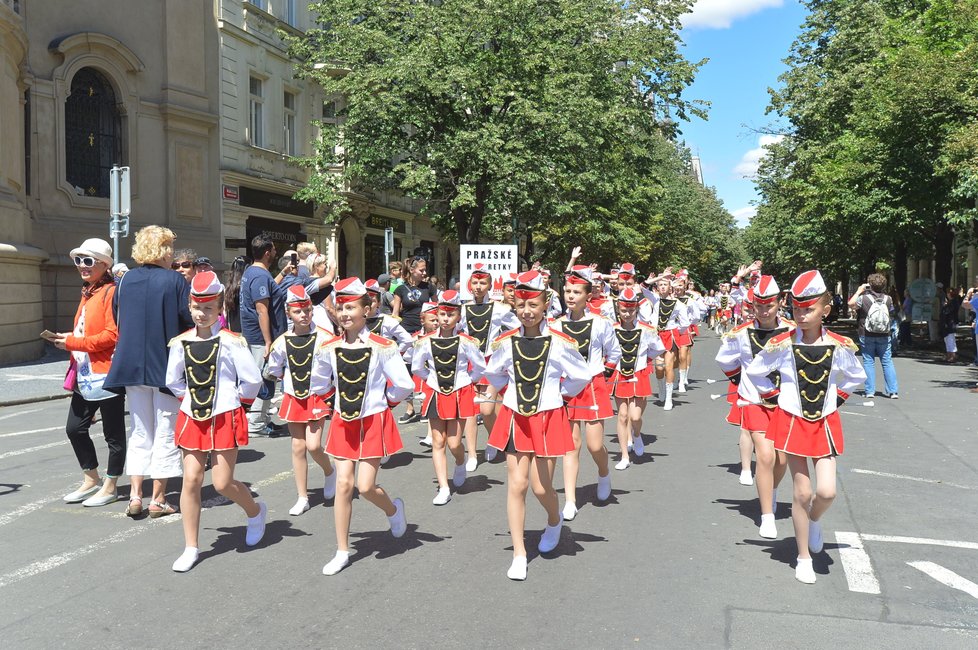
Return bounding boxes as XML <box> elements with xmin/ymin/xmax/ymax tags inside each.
<box><xmin>65</xmin><ymin>68</ymin><xmax>121</xmax><ymax>198</ymax></box>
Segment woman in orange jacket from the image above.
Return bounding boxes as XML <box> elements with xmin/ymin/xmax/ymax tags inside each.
<box><xmin>51</xmin><ymin>239</ymin><xmax>127</xmax><ymax>507</ymax></box>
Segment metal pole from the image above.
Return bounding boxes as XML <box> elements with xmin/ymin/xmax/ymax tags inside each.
<box><xmin>110</xmin><ymin>165</ymin><xmax>120</xmax><ymax>265</ymax></box>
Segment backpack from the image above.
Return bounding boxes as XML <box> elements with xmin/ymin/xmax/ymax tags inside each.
<box><xmin>864</xmin><ymin>295</ymin><xmax>891</xmax><ymax>334</ymax></box>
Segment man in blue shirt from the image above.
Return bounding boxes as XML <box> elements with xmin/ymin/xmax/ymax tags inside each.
<box><xmin>240</xmin><ymin>235</ymin><xmax>293</xmax><ymax>434</ymax></box>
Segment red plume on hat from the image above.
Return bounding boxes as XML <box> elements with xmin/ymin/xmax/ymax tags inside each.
<box><xmin>190</xmin><ymin>271</ymin><xmax>223</xmax><ymax>302</ymax></box>
<box><xmin>790</xmin><ymin>270</ymin><xmax>827</xmax><ymax>307</ymax></box>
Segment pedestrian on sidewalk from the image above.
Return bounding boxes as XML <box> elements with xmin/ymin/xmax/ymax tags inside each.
<box><xmin>940</xmin><ymin>287</ymin><xmax>963</xmax><ymax>363</ymax></box>
<box><xmin>55</xmin><ymin>238</ymin><xmax>127</xmax><ymax>508</ymax></box>
<box><xmin>848</xmin><ymin>273</ymin><xmax>899</xmax><ymax>399</ymax></box>
<box><xmin>104</xmin><ymin>225</ymin><xmax>192</xmax><ymax>518</ymax></box>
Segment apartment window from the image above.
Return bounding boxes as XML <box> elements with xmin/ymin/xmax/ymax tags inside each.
<box><xmin>249</xmin><ymin>76</ymin><xmax>264</xmax><ymax>147</ymax></box>
<box><xmin>65</xmin><ymin>68</ymin><xmax>122</xmax><ymax>197</ymax></box>
<box><xmin>250</xmin><ymin>0</ymin><xmax>267</xmax><ymax>10</ymax></box>
<box><xmin>285</xmin><ymin>0</ymin><xmax>297</xmax><ymax>26</ymax></box>
<box><xmin>284</xmin><ymin>91</ymin><xmax>297</xmax><ymax>155</ymax></box>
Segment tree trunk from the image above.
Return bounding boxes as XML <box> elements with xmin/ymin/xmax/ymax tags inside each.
<box><xmin>933</xmin><ymin>221</ymin><xmax>953</xmax><ymax>287</ymax></box>
<box><xmin>893</xmin><ymin>240</ymin><xmax>908</xmax><ymax>295</ymax></box>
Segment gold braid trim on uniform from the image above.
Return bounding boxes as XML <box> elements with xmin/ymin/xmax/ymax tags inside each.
<box><xmin>338</xmin><ymin>370</ymin><xmax>367</xmax><ymax>383</ymax></box>
<box><xmin>517</xmin><ymin>382</ymin><xmax>541</xmax><ymax>406</ymax></box>
<box><xmin>185</xmin><ymin>344</ymin><xmax>218</xmax><ymax>366</ymax></box>
<box><xmin>515</xmin><ymin>360</ymin><xmax>545</xmax><ymax>382</ymax></box>
<box><xmin>798</xmin><ymin>368</ymin><xmax>828</xmax><ymax>384</ymax></box>
<box><xmin>801</xmin><ymin>389</ymin><xmax>825</xmax><ymax>403</ymax></box>
<box><xmin>514</xmin><ymin>338</ymin><xmax>549</xmax><ymax>361</ymax></box>
<box><xmin>336</xmin><ymin>350</ymin><xmax>370</xmax><ymax>365</ymax></box>
<box><xmin>803</xmin><ymin>408</ymin><xmax>823</xmax><ymax>419</ymax></box>
<box><xmin>188</xmin><ymin>365</ymin><xmax>216</xmax><ymax>386</ymax></box>
<box><xmin>190</xmin><ymin>386</ymin><xmax>215</xmax><ymax>406</ymax></box>
<box><xmin>794</xmin><ymin>348</ymin><xmax>832</xmax><ymax>365</ymax></box>
<box><xmin>431</xmin><ymin>338</ymin><xmax>457</xmax><ymax>351</ymax></box>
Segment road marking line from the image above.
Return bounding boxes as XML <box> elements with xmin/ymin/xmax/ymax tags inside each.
<box><xmin>834</xmin><ymin>532</ymin><xmax>881</xmax><ymax>594</ymax></box>
<box><xmin>908</xmin><ymin>562</ymin><xmax>978</xmax><ymax>600</ymax></box>
<box><xmin>0</xmin><ymin>495</ymin><xmax>59</xmax><ymax>527</ymax></box>
<box><xmin>0</xmin><ymin>408</ymin><xmax>42</xmax><ymax>422</ymax></box>
<box><xmin>851</xmin><ymin>468</ymin><xmax>976</xmax><ymax>491</ymax></box>
<box><xmin>0</xmin><ymin>440</ymin><xmax>68</xmax><ymax>460</ymax></box>
<box><xmin>840</xmin><ymin>411</ymin><xmax>867</xmax><ymax>417</ymax></box>
<box><xmin>0</xmin><ymin>426</ymin><xmax>63</xmax><ymax>439</ymax></box>
<box><xmin>0</xmin><ymin>470</ymin><xmax>293</xmax><ymax>589</ymax></box>
<box><xmin>860</xmin><ymin>534</ymin><xmax>978</xmax><ymax>551</ymax></box>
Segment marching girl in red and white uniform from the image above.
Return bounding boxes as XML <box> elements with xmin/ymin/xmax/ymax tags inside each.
<box><xmin>642</xmin><ymin>274</ymin><xmax>691</xmax><ymax>410</ymax></box>
<box><xmin>412</xmin><ymin>291</ymin><xmax>486</xmax><ymax>505</ymax></box>
<box><xmin>552</xmin><ymin>265</ymin><xmax>621</xmax><ymax>521</ymax></box>
<box><xmin>746</xmin><ymin>270</ymin><xmax>866</xmax><ymax>584</ymax></box>
<box><xmin>671</xmin><ymin>275</ymin><xmax>695</xmax><ymax>394</ymax></box>
<box><xmin>364</xmin><ymin>279</ymin><xmax>414</xmax><ymax>356</ymax></box>
<box><xmin>715</xmin><ymin>282</ymin><xmax>734</xmax><ymax>335</ymax></box>
<box><xmin>588</xmin><ymin>279</ymin><xmax>617</xmax><ymax>321</ymax></box>
<box><xmin>164</xmin><ymin>272</ymin><xmax>266</xmax><ymax>572</ymax></box>
<box><xmin>715</xmin><ymin>276</ymin><xmax>793</xmax><ymax>539</ymax></box>
<box><xmin>500</xmin><ymin>273</ymin><xmax>518</xmax><ymax>309</ymax></box>
<box><xmin>410</xmin><ymin>302</ymin><xmax>440</xmax><ymax>448</ymax></box>
<box><xmin>484</xmin><ymin>271</ymin><xmax>591</xmax><ymax>581</ymax></box>
<box><xmin>265</xmin><ymin>286</ymin><xmax>337</xmax><ymax>517</ymax></box>
<box><xmin>609</xmin><ymin>288</ymin><xmax>666</xmax><ymax>470</ymax></box>
<box><xmin>459</xmin><ymin>263</ymin><xmax>519</xmax><ymax>469</ymax></box>
<box><xmin>317</xmin><ymin>278</ymin><xmax>415</xmax><ymax>576</ymax></box>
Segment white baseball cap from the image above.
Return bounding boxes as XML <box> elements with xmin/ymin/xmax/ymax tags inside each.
<box><xmin>70</xmin><ymin>238</ymin><xmax>113</xmax><ymax>266</ymax></box>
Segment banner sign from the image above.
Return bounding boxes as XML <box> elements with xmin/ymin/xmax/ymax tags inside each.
<box><xmin>459</xmin><ymin>244</ymin><xmax>519</xmax><ymax>300</ymax></box>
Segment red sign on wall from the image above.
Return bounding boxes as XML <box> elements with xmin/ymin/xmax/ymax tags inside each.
<box><xmin>223</xmin><ymin>185</ymin><xmax>239</xmax><ymax>202</ymax></box>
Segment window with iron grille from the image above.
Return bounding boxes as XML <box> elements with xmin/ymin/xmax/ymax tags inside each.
<box><xmin>65</xmin><ymin>68</ymin><xmax>121</xmax><ymax>198</ymax></box>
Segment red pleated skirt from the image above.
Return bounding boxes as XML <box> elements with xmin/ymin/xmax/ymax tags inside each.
<box><xmin>325</xmin><ymin>408</ymin><xmax>404</xmax><ymax>460</ymax></box>
<box><xmin>691</xmin><ymin>323</ymin><xmax>700</xmax><ymax>337</ymax></box>
<box><xmin>726</xmin><ymin>402</ymin><xmax>743</xmax><ymax>426</ymax></box>
<box><xmin>765</xmin><ymin>407</ymin><xmax>843</xmax><ymax>458</ymax></box>
<box><xmin>422</xmin><ymin>383</ymin><xmax>477</xmax><ymax>420</ymax></box>
<box><xmin>742</xmin><ymin>403</ymin><xmax>775</xmax><ymax>433</ymax></box>
<box><xmin>609</xmin><ymin>368</ymin><xmax>653</xmax><ymax>399</ymax></box>
<box><xmin>175</xmin><ymin>407</ymin><xmax>248</xmax><ymax>452</ymax></box>
<box><xmin>565</xmin><ymin>373</ymin><xmax>614</xmax><ymax>421</ymax></box>
<box><xmin>659</xmin><ymin>328</ymin><xmax>692</xmax><ymax>350</ymax></box>
<box><xmin>487</xmin><ymin>405</ymin><xmax>574</xmax><ymax>457</ymax></box>
<box><xmin>279</xmin><ymin>392</ymin><xmax>332</xmax><ymax>423</ymax></box>
<box><xmin>413</xmin><ymin>375</ymin><xmax>424</xmax><ymax>393</ymax></box>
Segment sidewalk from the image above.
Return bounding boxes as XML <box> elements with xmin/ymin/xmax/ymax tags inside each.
<box><xmin>0</xmin><ymin>346</ymin><xmax>71</xmax><ymax>407</ymax></box>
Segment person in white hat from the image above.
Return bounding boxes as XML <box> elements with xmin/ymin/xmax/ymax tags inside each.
<box><xmin>483</xmin><ymin>271</ymin><xmax>591</xmax><ymax>580</ymax></box>
<box><xmin>164</xmin><ymin>271</ymin><xmax>267</xmax><ymax>571</ymax></box>
<box><xmin>715</xmin><ymin>275</ymin><xmax>793</xmax><ymax>539</ymax></box>
<box><xmin>642</xmin><ymin>269</ymin><xmax>691</xmax><ymax>410</ymax></box>
<box><xmin>364</xmin><ymin>279</ymin><xmax>413</xmax><ymax>356</ymax></box>
<box><xmin>746</xmin><ymin>269</ymin><xmax>866</xmax><ymax>584</ymax></box>
<box><xmin>264</xmin><ymin>285</ymin><xmax>337</xmax><ymax>517</ymax></box>
<box><xmin>551</xmin><ymin>265</ymin><xmax>620</xmax><ymax>521</ymax></box>
<box><xmin>54</xmin><ymin>238</ymin><xmax>128</xmax><ymax>508</ymax></box>
<box><xmin>317</xmin><ymin>277</ymin><xmax>414</xmax><ymax>576</ymax></box>
<box><xmin>411</xmin><ymin>290</ymin><xmax>486</xmax><ymax>505</ymax></box>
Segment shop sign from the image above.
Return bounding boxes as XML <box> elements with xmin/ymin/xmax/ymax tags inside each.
<box><xmin>459</xmin><ymin>244</ymin><xmax>518</xmax><ymax>300</ymax></box>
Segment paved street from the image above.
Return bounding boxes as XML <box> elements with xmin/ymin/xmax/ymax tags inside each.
<box><xmin>1</xmin><ymin>332</ymin><xmax>977</xmax><ymax>648</ymax></box>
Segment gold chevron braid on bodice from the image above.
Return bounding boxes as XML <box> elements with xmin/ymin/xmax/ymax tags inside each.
<box><xmin>513</xmin><ymin>338</ymin><xmax>549</xmax><ymax>361</ymax></box>
<box><xmin>336</xmin><ymin>350</ymin><xmax>370</xmax><ymax>365</ymax></box>
<box><xmin>185</xmin><ymin>342</ymin><xmax>218</xmax><ymax>365</ymax></box>
<box><xmin>794</xmin><ymin>348</ymin><xmax>832</xmax><ymax>365</ymax></box>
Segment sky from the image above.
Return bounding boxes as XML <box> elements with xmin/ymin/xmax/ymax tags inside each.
<box><xmin>676</xmin><ymin>0</ymin><xmax>809</xmax><ymax>227</ymax></box>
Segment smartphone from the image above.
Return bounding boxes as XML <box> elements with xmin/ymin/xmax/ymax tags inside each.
<box><xmin>291</xmin><ymin>253</ymin><xmax>298</xmax><ymax>267</ymax></box>
<box><xmin>40</xmin><ymin>329</ymin><xmax>57</xmax><ymax>341</ymax></box>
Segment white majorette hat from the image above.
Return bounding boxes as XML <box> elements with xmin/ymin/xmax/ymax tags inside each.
<box><xmin>190</xmin><ymin>271</ymin><xmax>223</xmax><ymax>303</ymax></box>
<box><xmin>420</xmin><ymin>301</ymin><xmax>439</xmax><ymax>314</ymax></box>
<box><xmin>618</xmin><ymin>287</ymin><xmax>642</xmax><ymax>306</ymax></box>
<box><xmin>364</xmin><ymin>279</ymin><xmax>382</xmax><ymax>294</ymax></box>
<box><xmin>515</xmin><ymin>271</ymin><xmax>546</xmax><ymax>299</ymax></box>
<box><xmin>753</xmin><ymin>275</ymin><xmax>780</xmax><ymax>304</ymax></box>
<box><xmin>619</xmin><ymin>263</ymin><xmax>637</xmax><ymax>279</ymax></box>
<box><xmin>334</xmin><ymin>277</ymin><xmax>367</xmax><ymax>304</ymax></box>
<box><xmin>790</xmin><ymin>270</ymin><xmax>827</xmax><ymax>308</ymax></box>
<box><xmin>470</xmin><ymin>263</ymin><xmax>492</xmax><ymax>278</ymax></box>
<box><xmin>502</xmin><ymin>272</ymin><xmax>519</xmax><ymax>286</ymax></box>
<box><xmin>438</xmin><ymin>290</ymin><xmax>462</xmax><ymax>310</ymax></box>
<box><xmin>286</xmin><ymin>284</ymin><xmax>311</xmax><ymax>308</ymax></box>
<box><xmin>566</xmin><ymin>264</ymin><xmax>593</xmax><ymax>285</ymax></box>
<box><xmin>70</xmin><ymin>238</ymin><xmax>114</xmax><ymax>266</ymax></box>
<box><xmin>744</xmin><ymin>288</ymin><xmax>755</xmax><ymax>305</ymax></box>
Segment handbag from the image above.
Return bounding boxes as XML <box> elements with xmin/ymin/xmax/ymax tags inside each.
<box><xmin>257</xmin><ymin>361</ymin><xmax>276</xmax><ymax>401</ymax></box>
<box><xmin>63</xmin><ymin>357</ymin><xmax>78</xmax><ymax>392</ymax></box>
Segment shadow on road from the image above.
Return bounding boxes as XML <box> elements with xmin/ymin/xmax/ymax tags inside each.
<box><xmin>0</xmin><ymin>483</ymin><xmax>24</xmax><ymax>497</ymax></box>
<box><xmin>740</xmin><ymin>538</ymin><xmax>838</xmax><ymax>574</ymax></box>
<box><xmin>382</xmin><ymin>451</ymin><xmax>427</xmax><ymax>470</ymax></box>
<box><xmin>714</xmin><ymin>497</ymin><xmax>792</xmax><ymax>524</ymax></box>
<box><xmin>349</xmin><ymin>523</ymin><xmax>447</xmax><ymax>563</ymax></box>
<box><xmin>236</xmin><ymin>448</ymin><xmax>266</xmax><ymax>465</ymax></box>
<box><xmin>197</xmin><ymin>518</ymin><xmax>311</xmax><ymax>566</ymax></box>
<box><xmin>711</xmin><ymin>462</ymin><xmax>745</xmax><ymax>477</ymax></box>
<box><xmin>455</xmin><ymin>474</ymin><xmax>504</xmax><ymax>495</ymax></box>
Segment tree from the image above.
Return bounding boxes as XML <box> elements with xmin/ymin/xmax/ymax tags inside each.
<box><xmin>288</xmin><ymin>0</ymin><xmax>707</xmax><ymax>250</ymax></box>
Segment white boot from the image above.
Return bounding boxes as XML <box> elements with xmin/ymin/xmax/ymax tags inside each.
<box><xmin>677</xmin><ymin>369</ymin><xmax>688</xmax><ymax>393</ymax></box>
<box><xmin>663</xmin><ymin>383</ymin><xmax>674</xmax><ymax>411</ymax></box>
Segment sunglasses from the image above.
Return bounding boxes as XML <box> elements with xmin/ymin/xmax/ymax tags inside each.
<box><xmin>171</xmin><ymin>261</ymin><xmax>193</xmax><ymax>270</ymax></box>
<box><xmin>73</xmin><ymin>256</ymin><xmax>98</xmax><ymax>268</ymax></box>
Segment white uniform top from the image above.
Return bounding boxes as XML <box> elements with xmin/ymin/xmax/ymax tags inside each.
<box><xmin>411</xmin><ymin>332</ymin><xmax>487</xmax><ymax>393</ymax></box>
<box><xmin>315</xmin><ymin>328</ymin><xmax>414</xmax><ymax>419</ymax></box>
<box><xmin>459</xmin><ymin>298</ymin><xmax>520</xmax><ymax>355</ymax></box>
<box><xmin>265</xmin><ymin>327</ymin><xmax>336</xmax><ymax>398</ymax></box>
<box><xmin>683</xmin><ymin>293</ymin><xmax>708</xmax><ymax>323</ymax></box>
<box><xmin>588</xmin><ymin>297</ymin><xmax>617</xmax><ymax>321</ymax></box>
<box><xmin>640</xmin><ymin>289</ymin><xmax>691</xmax><ymax>330</ymax></box>
<box><xmin>745</xmin><ymin>327</ymin><xmax>866</xmax><ymax>419</ymax></box>
<box><xmin>366</xmin><ymin>314</ymin><xmax>413</xmax><ymax>356</ymax></box>
<box><xmin>715</xmin><ymin>318</ymin><xmax>794</xmax><ymax>404</ymax></box>
<box><xmin>546</xmin><ymin>290</ymin><xmax>563</xmax><ymax>320</ymax></box>
<box><xmin>551</xmin><ymin>312</ymin><xmax>622</xmax><ymax>377</ymax></box>
<box><xmin>730</xmin><ymin>287</ymin><xmax>748</xmax><ymax>307</ymax></box>
<box><xmin>165</xmin><ymin>324</ymin><xmax>261</xmax><ymax>418</ymax></box>
<box><xmin>614</xmin><ymin>322</ymin><xmax>666</xmax><ymax>373</ymax></box>
<box><xmin>312</xmin><ymin>304</ymin><xmax>336</xmax><ymax>335</ymax></box>
<box><xmin>484</xmin><ymin>326</ymin><xmax>591</xmax><ymax>413</ymax></box>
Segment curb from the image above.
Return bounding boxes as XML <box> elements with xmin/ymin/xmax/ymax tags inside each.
<box><xmin>0</xmin><ymin>393</ymin><xmax>72</xmax><ymax>408</ymax></box>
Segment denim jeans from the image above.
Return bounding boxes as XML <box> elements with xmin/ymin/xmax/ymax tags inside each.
<box><xmin>860</xmin><ymin>335</ymin><xmax>899</xmax><ymax>396</ymax></box>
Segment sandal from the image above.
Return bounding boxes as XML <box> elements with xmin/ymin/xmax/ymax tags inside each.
<box><xmin>125</xmin><ymin>497</ymin><xmax>143</xmax><ymax>517</ymax></box>
<box><xmin>148</xmin><ymin>500</ymin><xmax>178</xmax><ymax>518</ymax></box>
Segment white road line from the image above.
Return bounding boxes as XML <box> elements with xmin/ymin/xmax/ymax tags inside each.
<box><xmin>908</xmin><ymin>562</ymin><xmax>978</xmax><ymax>600</ymax></box>
<box><xmin>834</xmin><ymin>532</ymin><xmax>881</xmax><ymax>594</ymax></box>
<box><xmin>0</xmin><ymin>440</ymin><xmax>68</xmax><ymax>460</ymax></box>
<box><xmin>0</xmin><ymin>470</ymin><xmax>293</xmax><ymax>589</ymax></box>
<box><xmin>840</xmin><ymin>411</ymin><xmax>867</xmax><ymax>417</ymax></box>
<box><xmin>0</xmin><ymin>495</ymin><xmax>59</xmax><ymax>527</ymax></box>
<box><xmin>0</xmin><ymin>426</ymin><xmax>63</xmax><ymax>439</ymax></box>
<box><xmin>851</xmin><ymin>468</ymin><xmax>976</xmax><ymax>491</ymax></box>
<box><xmin>860</xmin><ymin>534</ymin><xmax>978</xmax><ymax>551</ymax></box>
<box><xmin>0</xmin><ymin>408</ymin><xmax>42</xmax><ymax>422</ymax></box>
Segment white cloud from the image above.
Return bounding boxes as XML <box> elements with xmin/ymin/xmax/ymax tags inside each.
<box><xmin>734</xmin><ymin>134</ymin><xmax>785</xmax><ymax>179</ymax></box>
<box><xmin>731</xmin><ymin>206</ymin><xmax>757</xmax><ymax>227</ymax></box>
<box><xmin>682</xmin><ymin>0</ymin><xmax>784</xmax><ymax>30</ymax></box>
